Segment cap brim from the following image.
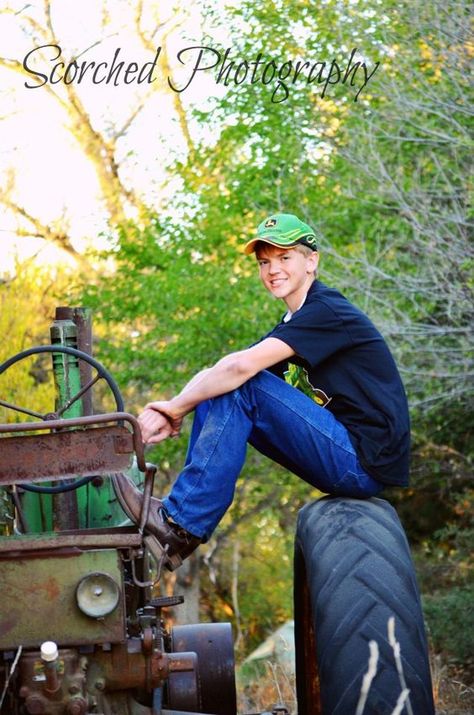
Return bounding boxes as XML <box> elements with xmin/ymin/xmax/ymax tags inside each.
<box><xmin>243</xmin><ymin>236</ymin><xmax>299</xmax><ymax>255</ymax></box>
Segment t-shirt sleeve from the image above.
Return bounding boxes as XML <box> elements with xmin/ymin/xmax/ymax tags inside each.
<box><xmin>268</xmin><ymin>300</ymin><xmax>352</xmax><ymax>367</ymax></box>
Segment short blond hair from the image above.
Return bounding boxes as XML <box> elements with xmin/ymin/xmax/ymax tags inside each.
<box><xmin>254</xmin><ymin>241</ymin><xmax>317</xmax><ymax>258</ymax></box>
<box><xmin>294</xmin><ymin>244</ymin><xmax>316</xmax><ymax>258</ymax></box>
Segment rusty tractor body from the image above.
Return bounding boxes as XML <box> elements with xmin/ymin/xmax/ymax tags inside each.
<box><xmin>0</xmin><ymin>308</ymin><xmax>241</xmax><ymax>715</ymax></box>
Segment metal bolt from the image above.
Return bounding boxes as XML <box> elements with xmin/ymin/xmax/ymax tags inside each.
<box><xmin>67</xmin><ymin>698</ymin><xmax>87</xmax><ymax>715</ymax></box>
<box><xmin>25</xmin><ymin>695</ymin><xmax>46</xmax><ymax>714</ymax></box>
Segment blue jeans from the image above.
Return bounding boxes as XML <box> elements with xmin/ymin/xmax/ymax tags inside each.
<box><xmin>162</xmin><ymin>370</ymin><xmax>383</xmax><ymax>540</ymax></box>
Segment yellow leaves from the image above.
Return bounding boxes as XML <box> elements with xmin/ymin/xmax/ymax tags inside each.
<box><xmin>174</xmin><ymin>306</ymin><xmax>201</xmax><ymax>322</ymax></box>
<box><xmin>221</xmin><ymin>602</ymin><xmax>235</xmax><ymax>617</ymax></box>
<box><xmin>419</xmin><ymin>40</ymin><xmax>434</xmax><ymax>62</ymax></box>
<box><xmin>323</xmin><ymin>115</ymin><xmax>341</xmax><ymax>138</ymax></box>
<box><xmin>232</xmin><ymin>260</ymin><xmax>254</xmax><ymax>279</ymax></box>
<box><xmin>454</xmin><ymin>494</ymin><xmax>474</xmax><ymax>518</ymax></box>
<box><xmin>313</xmin><ymin>95</ymin><xmax>341</xmax><ymax>115</ymax></box>
<box><xmin>0</xmin><ymin>263</ymin><xmax>70</xmax><ymax>420</ymax></box>
<box><xmin>203</xmin><ymin>251</ymin><xmax>218</xmax><ymax>264</ymax></box>
<box><xmin>418</xmin><ymin>39</ymin><xmax>444</xmax><ymax>83</ymax></box>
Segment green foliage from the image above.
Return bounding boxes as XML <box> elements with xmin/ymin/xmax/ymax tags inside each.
<box><xmin>81</xmin><ymin>221</ymin><xmax>279</xmax><ymax>398</ymax></box>
<box><xmin>79</xmin><ymin>217</ymin><xmax>284</xmax><ymax>470</ymax></box>
<box><xmin>0</xmin><ymin>0</ymin><xmax>470</xmax><ymax>686</ymax></box>
<box><xmin>71</xmin><ymin>0</ymin><xmax>472</xmax><ymax>670</ymax></box>
<box><xmin>423</xmin><ymin>586</ymin><xmax>474</xmax><ymax>664</ymax></box>
<box><xmin>414</xmin><ymin>490</ymin><xmax>473</xmax><ymax>665</ymax></box>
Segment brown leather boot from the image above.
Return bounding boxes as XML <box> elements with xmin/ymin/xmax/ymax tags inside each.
<box><xmin>112</xmin><ymin>472</ymin><xmax>201</xmax><ymax>570</ymax></box>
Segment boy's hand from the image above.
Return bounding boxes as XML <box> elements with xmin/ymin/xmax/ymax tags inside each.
<box><xmin>138</xmin><ymin>406</ymin><xmax>176</xmax><ymax>444</ymax></box>
<box><xmin>144</xmin><ymin>401</ymin><xmax>184</xmax><ymax>436</ymax></box>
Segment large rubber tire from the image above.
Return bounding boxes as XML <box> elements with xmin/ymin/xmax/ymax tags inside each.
<box><xmin>294</xmin><ymin>496</ymin><xmax>434</xmax><ymax>715</ymax></box>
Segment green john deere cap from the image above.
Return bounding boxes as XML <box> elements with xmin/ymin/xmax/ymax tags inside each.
<box><xmin>244</xmin><ymin>213</ymin><xmax>318</xmax><ymax>255</ymax></box>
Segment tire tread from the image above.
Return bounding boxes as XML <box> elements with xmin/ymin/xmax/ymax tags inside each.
<box><xmin>294</xmin><ymin>496</ymin><xmax>434</xmax><ymax>715</ymax></box>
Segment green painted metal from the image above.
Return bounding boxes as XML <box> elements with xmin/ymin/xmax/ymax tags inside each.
<box><xmin>20</xmin><ymin>490</ymin><xmax>51</xmax><ymax>533</ymax></box>
<box><xmin>0</xmin><ymin>548</ymin><xmax>125</xmax><ymax>649</ymax></box>
<box><xmin>51</xmin><ymin>318</ymin><xmax>83</xmax><ymax>420</ymax></box>
<box><xmin>52</xmin><ymin>309</ymin><xmax>142</xmax><ymax>530</ymax></box>
<box><xmin>18</xmin><ymin>308</ymin><xmax>142</xmax><ymax>532</ymax></box>
<box><xmin>51</xmin><ymin>318</ymin><xmax>83</xmax><ymax>530</ymax></box>
<box><xmin>19</xmin><ymin>317</ymin><xmax>83</xmax><ymax>532</ymax></box>
<box><xmin>81</xmin><ymin>460</ymin><xmax>145</xmax><ymax>530</ymax></box>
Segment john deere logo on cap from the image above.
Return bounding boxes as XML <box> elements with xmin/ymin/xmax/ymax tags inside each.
<box><xmin>265</xmin><ymin>218</ymin><xmax>277</xmax><ymax>228</ymax></box>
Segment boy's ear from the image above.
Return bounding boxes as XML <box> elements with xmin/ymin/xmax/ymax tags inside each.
<box><xmin>307</xmin><ymin>251</ymin><xmax>319</xmax><ymax>274</ymax></box>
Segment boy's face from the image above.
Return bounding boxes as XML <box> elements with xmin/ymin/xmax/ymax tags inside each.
<box><xmin>255</xmin><ymin>244</ymin><xmax>319</xmax><ymax>308</ymax></box>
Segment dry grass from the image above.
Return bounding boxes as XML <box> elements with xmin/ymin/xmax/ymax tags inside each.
<box><xmin>237</xmin><ymin>661</ymin><xmax>296</xmax><ymax>714</ymax></box>
<box><xmin>236</xmin><ymin>652</ymin><xmax>474</xmax><ymax>715</ymax></box>
<box><xmin>432</xmin><ymin>655</ymin><xmax>474</xmax><ymax>715</ymax></box>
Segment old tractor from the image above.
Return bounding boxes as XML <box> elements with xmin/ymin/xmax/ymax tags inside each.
<box><xmin>0</xmin><ymin>307</ymin><xmax>435</xmax><ymax>715</ymax></box>
<box><xmin>0</xmin><ymin>308</ymin><xmax>242</xmax><ymax>715</ymax></box>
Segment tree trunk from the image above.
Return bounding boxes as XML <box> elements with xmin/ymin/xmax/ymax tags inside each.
<box><xmin>172</xmin><ymin>554</ymin><xmax>200</xmax><ymax>625</ymax></box>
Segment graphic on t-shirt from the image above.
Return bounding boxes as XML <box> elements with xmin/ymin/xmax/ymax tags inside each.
<box><xmin>284</xmin><ymin>364</ymin><xmax>332</xmax><ymax>407</ymax></box>
<box><xmin>312</xmin><ymin>388</ymin><xmax>332</xmax><ymax>407</ymax></box>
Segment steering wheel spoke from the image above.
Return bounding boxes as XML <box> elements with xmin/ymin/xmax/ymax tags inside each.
<box><xmin>0</xmin><ymin>345</ymin><xmax>125</xmax><ymax>494</ymax></box>
<box><xmin>0</xmin><ymin>398</ymin><xmax>46</xmax><ymax>420</ymax></box>
<box><xmin>54</xmin><ymin>372</ymin><xmax>102</xmax><ymax>418</ymax></box>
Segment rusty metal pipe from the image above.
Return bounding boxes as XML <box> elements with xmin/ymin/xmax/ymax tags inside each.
<box><xmin>41</xmin><ymin>642</ymin><xmax>61</xmax><ymax>694</ymax></box>
<box><xmin>87</xmin><ymin>644</ymin><xmax>202</xmax><ymax>692</ymax></box>
<box><xmin>0</xmin><ymin>412</ymin><xmax>146</xmax><ymax>472</ymax></box>
<box><xmin>87</xmin><ymin>641</ymin><xmax>172</xmax><ymax>691</ymax></box>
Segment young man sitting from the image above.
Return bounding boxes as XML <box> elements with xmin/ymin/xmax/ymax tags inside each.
<box><xmin>114</xmin><ymin>213</ymin><xmax>410</xmax><ymax>570</ymax></box>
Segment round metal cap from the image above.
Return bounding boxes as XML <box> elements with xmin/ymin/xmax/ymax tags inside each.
<box><xmin>76</xmin><ymin>572</ymin><xmax>120</xmax><ymax>618</ymax></box>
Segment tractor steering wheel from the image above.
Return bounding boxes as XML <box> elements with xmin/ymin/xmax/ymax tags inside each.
<box><xmin>0</xmin><ymin>345</ymin><xmax>124</xmax><ymax>493</ymax></box>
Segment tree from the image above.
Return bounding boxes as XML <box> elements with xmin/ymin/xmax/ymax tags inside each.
<box><xmin>0</xmin><ymin>258</ymin><xmax>74</xmax><ymax>418</ymax></box>
<box><xmin>0</xmin><ymin>0</ymin><xmax>195</xmax><ymax>261</ymax></box>
<box><xmin>81</xmin><ymin>0</ymin><xmax>472</xmax><ymax>654</ymax></box>
<box><xmin>2</xmin><ymin>0</ymin><xmax>471</xmax><ymax>660</ymax></box>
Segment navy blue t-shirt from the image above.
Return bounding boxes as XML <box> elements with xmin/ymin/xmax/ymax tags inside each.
<box><xmin>263</xmin><ymin>280</ymin><xmax>410</xmax><ymax>487</ymax></box>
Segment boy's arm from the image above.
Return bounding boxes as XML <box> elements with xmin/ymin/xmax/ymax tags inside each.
<box><xmin>139</xmin><ymin>337</ymin><xmax>294</xmax><ymax>443</ymax></box>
